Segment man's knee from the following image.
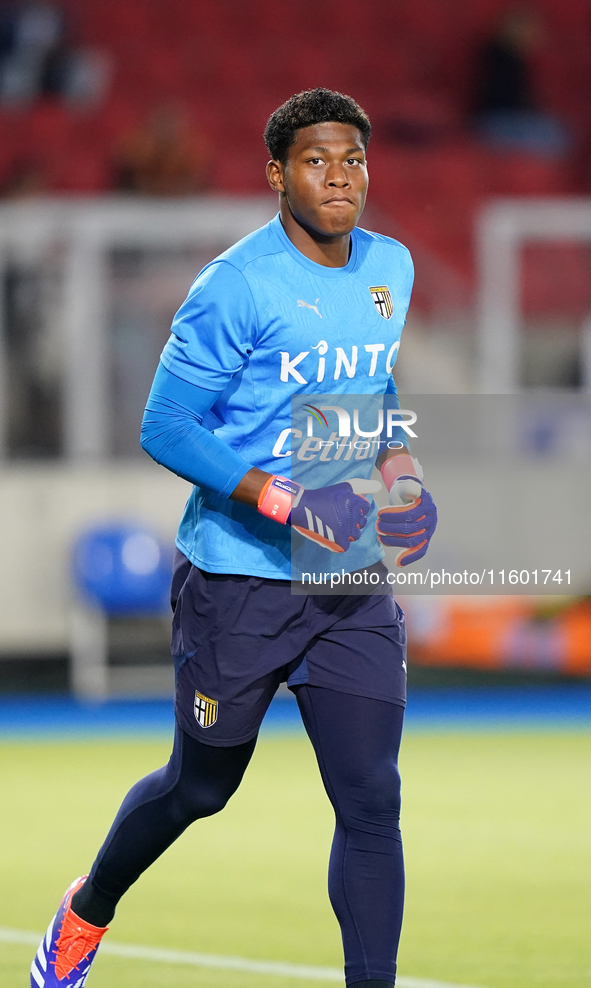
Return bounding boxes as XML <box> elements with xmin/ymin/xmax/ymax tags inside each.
<box><xmin>169</xmin><ymin>729</ymin><xmax>256</xmax><ymax>825</ymax></box>
<box><xmin>341</xmin><ymin>761</ymin><xmax>402</xmax><ymax>829</ymax></box>
<box><xmin>181</xmin><ymin>780</ymin><xmax>235</xmax><ymax>820</ymax></box>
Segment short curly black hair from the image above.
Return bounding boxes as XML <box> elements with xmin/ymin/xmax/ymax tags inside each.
<box><xmin>264</xmin><ymin>88</ymin><xmax>371</xmax><ymax>164</ymax></box>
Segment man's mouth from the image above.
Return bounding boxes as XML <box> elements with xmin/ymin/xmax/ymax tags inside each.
<box><xmin>322</xmin><ymin>196</ymin><xmax>354</xmax><ymax>205</ymax></box>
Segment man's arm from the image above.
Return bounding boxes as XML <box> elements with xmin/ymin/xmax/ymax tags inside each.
<box><xmin>374</xmin><ymin>379</ymin><xmax>437</xmax><ymax>565</ymax></box>
<box><xmin>140</xmin><ymin>362</ymin><xmax>257</xmax><ymax>498</ymax></box>
<box><xmin>141</xmin><ymin>364</ymin><xmax>370</xmax><ymax>553</ymax></box>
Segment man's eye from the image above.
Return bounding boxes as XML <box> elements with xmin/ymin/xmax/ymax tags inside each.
<box><xmin>309</xmin><ymin>158</ymin><xmax>322</xmax><ymax>164</ymax></box>
<box><xmin>347</xmin><ymin>158</ymin><xmax>362</xmax><ymax>165</ymax></box>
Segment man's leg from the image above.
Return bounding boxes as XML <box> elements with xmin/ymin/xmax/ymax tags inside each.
<box><xmin>71</xmin><ymin>722</ymin><xmax>256</xmax><ymax>927</ymax></box>
<box><xmin>295</xmin><ymin>685</ymin><xmax>405</xmax><ymax>988</ymax></box>
<box><xmin>31</xmin><ymin>722</ymin><xmax>256</xmax><ymax>986</ymax></box>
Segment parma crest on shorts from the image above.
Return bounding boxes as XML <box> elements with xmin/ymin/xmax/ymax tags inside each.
<box><xmin>194</xmin><ymin>690</ymin><xmax>218</xmax><ymax>728</ymax></box>
<box><xmin>369</xmin><ymin>285</ymin><xmax>394</xmax><ymax>320</ymax></box>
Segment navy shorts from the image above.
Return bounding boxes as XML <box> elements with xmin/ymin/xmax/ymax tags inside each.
<box><xmin>171</xmin><ymin>551</ymin><xmax>407</xmax><ymax>746</ymax></box>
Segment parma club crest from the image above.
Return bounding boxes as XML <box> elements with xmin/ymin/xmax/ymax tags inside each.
<box><xmin>369</xmin><ymin>285</ymin><xmax>394</xmax><ymax>320</ymax></box>
<box><xmin>194</xmin><ymin>690</ymin><xmax>218</xmax><ymax>728</ymax></box>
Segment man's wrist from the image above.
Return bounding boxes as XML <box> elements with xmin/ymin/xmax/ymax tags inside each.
<box><xmin>258</xmin><ymin>476</ymin><xmax>303</xmax><ymax>523</ymax></box>
<box><xmin>375</xmin><ymin>446</ymin><xmax>410</xmax><ymax>470</ymax></box>
<box><xmin>230</xmin><ymin>467</ymin><xmax>273</xmax><ymax>508</ymax></box>
<box><xmin>380</xmin><ymin>453</ymin><xmax>422</xmax><ymax>492</ymax></box>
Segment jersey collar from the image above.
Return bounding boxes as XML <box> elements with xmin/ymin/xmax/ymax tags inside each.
<box><xmin>270</xmin><ymin>213</ymin><xmax>359</xmax><ymax>278</ymax></box>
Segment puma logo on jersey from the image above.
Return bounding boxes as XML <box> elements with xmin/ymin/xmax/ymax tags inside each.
<box><xmin>297</xmin><ymin>298</ymin><xmax>322</xmax><ymax>318</ymax></box>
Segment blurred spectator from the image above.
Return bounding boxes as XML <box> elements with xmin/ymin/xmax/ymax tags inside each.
<box><xmin>472</xmin><ymin>6</ymin><xmax>571</xmax><ymax>157</ymax></box>
<box><xmin>112</xmin><ymin>105</ymin><xmax>210</xmax><ymax>196</ymax></box>
<box><xmin>0</xmin><ymin>1</ymin><xmax>65</xmax><ymax>102</ymax></box>
<box><xmin>0</xmin><ymin>1</ymin><xmax>110</xmax><ymax>107</ymax></box>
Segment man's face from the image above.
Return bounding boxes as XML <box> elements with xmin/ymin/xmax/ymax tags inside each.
<box><xmin>267</xmin><ymin>122</ymin><xmax>368</xmax><ymax>238</ymax></box>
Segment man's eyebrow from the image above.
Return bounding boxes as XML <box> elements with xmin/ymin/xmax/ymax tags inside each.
<box><xmin>306</xmin><ymin>145</ymin><xmax>365</xmax><ymax>154</ymax></box>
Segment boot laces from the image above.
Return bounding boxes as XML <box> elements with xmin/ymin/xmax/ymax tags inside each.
<box><xmin>53</xmin><ymin>910</ymin><xmax>104</xmax><ymax>979</ymax></box>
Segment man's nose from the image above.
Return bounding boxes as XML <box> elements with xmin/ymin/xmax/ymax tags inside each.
<box><xmin>326</xmin><ymin>165</ymin><xmax>350</xmax><ymax>186</ymax></box>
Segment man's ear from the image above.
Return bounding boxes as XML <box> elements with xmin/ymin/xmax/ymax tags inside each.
<box><xmin>266</xmin><ymin>159</ymin><xmax>285</xmax><ymax>193</ymax></box>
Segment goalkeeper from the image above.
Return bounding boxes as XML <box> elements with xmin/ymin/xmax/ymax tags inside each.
<box><xmin>31</xmin><ymin>88</ymin><xmax>436</xmax><ymax>988</ymax></box>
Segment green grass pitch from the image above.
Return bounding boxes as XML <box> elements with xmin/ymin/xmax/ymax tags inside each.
<box><xmin>1</xmin><ymin>729</ymin><xmax>590</xmax><ymax>988</ymax></box>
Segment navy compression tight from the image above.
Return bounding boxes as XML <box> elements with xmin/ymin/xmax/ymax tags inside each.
<box><xmin>72</xmin><ymin>687</ymin><xmax>405</xmax><ymax>986</ymax></box>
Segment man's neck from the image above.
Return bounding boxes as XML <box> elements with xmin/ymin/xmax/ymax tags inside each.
<box><xmin>279</xmin><ymin>206</ymin><xmax>351</xmax><ymax>268</ymax></box>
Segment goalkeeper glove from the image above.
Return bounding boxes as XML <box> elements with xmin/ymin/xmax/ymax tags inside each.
<box><xmin>258</xmin><ymin>476</ymin><xmax>377</xmax><ymax>553</ymax></box>
<box><xmin>376</xmin><ymin>454</ymin><xmax>437</xmax><ymax>566</ymax></box>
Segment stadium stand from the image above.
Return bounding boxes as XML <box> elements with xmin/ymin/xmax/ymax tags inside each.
<box><xmin>1</xmin><ymin>0</ymin><xmax>591</xmax><ymax>310</ymax></box>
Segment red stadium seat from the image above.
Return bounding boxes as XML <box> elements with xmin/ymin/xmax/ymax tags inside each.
<box><xmin>15</xmin><ymin>0</ymin><xmax>590</xmax><ymax>306</ymax></box>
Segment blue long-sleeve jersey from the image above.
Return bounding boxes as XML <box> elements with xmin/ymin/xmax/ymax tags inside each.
<box><xmin>142</xmin><ymin>213</ymin><xmax>414</xmax><ymax>579</ymax></box>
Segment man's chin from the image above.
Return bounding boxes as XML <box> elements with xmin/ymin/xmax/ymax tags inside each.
<box><xmin>288</xmin><ymin>205</ymin><xmax>362</xmax><ymax>240</ymax></box>
<box><xmin>324</xmin><ymin>218</ymin><xmax>359</xmax><ymax>237</ymax></box>
<box><xmin>316</xmin><ymin>209</ymin><xmax>361</xmax><ymax>238</ymax></box>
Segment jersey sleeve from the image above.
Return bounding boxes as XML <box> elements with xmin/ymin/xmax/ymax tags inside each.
<box><xmin>399</xmin><ymin>247</ymin><xmax>414</xmax><ymax>322</ymax></box>
<box><xmin>384</xmin><ymin>245</ymin><xmax>412</xmax><ymax>453</ymax></box>
<box><xmin>160</xmin><ymin>260</ymin><xmax>257</xmax><ymax>389</ymax></box>
<box><xmin>141</xmin><ymin>362</ymin><xmax>252</xmax><ymax>498</ymax></box>
<box><xmin>381</xmin><ymin>376</ymin><xmax>409</xmax><ymax>452</ymax></box>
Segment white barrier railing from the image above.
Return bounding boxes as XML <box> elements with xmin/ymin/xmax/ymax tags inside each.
<box><xmin>477</xmin><ymin>198</ymin><xmax>591</xmax><ymax>393</ymax></box>
<box><xmin>0</xmin><ymin>196</ymin><xmax>275</xmax><ymax>460</ymax></box>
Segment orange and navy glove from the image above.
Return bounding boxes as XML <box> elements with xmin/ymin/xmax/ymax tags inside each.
<box><xmin>258</xmin><ymin>476</ymin><xmax>376</xmax><ymax>553</ymax></box>
<box><xmin>376</xmin><ymin>454</ymin><xmax>437</xmax><ymax>566</ymax></box>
